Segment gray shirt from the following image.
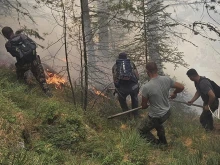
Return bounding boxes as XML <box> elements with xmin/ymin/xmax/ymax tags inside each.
<box><xmin>142</xmin><ymin>76</ymin><xmax>175</xmax><ymax>118</ymax></box>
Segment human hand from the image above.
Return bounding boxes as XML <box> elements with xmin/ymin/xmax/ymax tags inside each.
<box><xmin>141</xmin><ymin>103</ymin><xmax>150</xmax><ymax>109</ymax></box>
<box><xmin>169</xmin><ymin>93</ymin><xmax>177</xmax><ymax>99</ymax></box>
<box><xmin>203</xmin><ymin>105</ymin><xmax>209</xmax><ymax>111</ymax></box>
<box><xmin>187</xmin><ymin>100</ymin><xmax>194</xmax><ymax>106</ymax></box>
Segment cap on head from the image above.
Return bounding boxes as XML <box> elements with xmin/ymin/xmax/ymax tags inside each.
<box><xmin>118</xmin><ymin>52</ymin><xmax>127</xmax><ymax>59</ymax></box>
<box><xmin>2</xmin><ymin>26</ymin><xmax>13</xmax><ymax>39</ymax></box>
<box><xmin>146</xmin><ymin>62</ymin><xmax>158</xmax><ymax>73</ymax></box>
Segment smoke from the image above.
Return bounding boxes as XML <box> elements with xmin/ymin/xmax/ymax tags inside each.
<box><xmin>0</xmin><ymin>0</ymin><xmax>81</xmax><ymax>83</ymax></box>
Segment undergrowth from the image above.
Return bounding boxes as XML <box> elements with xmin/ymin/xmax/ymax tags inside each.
<box><xmin>0</xmin><ymin>67</ymin><xmax>220</xmax><ymax>165</ymax></box>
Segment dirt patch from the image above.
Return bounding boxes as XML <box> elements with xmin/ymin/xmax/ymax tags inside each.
<box><xmin>120</xmin><ymin>124</ymin><xmax>128</xmax><ymax>130</ymax></box>
<box><xmin>184</xmin><ymin>138</ymin><xmax>192</xmax><ymax>147</ymax></box>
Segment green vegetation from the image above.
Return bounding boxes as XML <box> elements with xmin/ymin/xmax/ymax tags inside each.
<box><xmin>0</xmin><ymin>67</ymin><xmax>220</xmax><ymax>165</ymax></box>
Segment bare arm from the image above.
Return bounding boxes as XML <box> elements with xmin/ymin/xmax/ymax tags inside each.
<box><xmin>207</xmin><ymin>90</ymin><xmax>216</xmax><ymax>106</ymax></box>
<box><xmin>133</xmin><ymin>69</ymin><xmax>139</xmax><ymax>80</ymax></box>
<box><xmin>188</xmin><ymin>91</ymin><xmax>200</xmax><ymax>104</ymax></box>
<box><xmin>202</xmin><ymin>90</ymin><xmax>216</xmax><ymax>111</ymax></box>
<box><xmin>170</xmin><ymin>82</ymin><xmax>184</xmax><ymax>99</ymax></box>
<box><xmin>141</xmin><ymin>96</ymin><xmax>149</xmax><ymax>109</ymax></box>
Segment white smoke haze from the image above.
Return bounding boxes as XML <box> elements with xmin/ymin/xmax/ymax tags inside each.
<box><xmin>0</xmin><ymin>0</ymin><xmax>83</xmax><ymax>83</ymax></box>
<box><xmin>164</xmin><ymin>1</ymin><xmax>220</xmax><ymax>95</ymax></box>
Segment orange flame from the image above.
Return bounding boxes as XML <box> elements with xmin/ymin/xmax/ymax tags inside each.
<box><xmin>45</xmin><ymin>69</ymin><xmax>66</xmax><ymax>89</ymax></box>
<box><xmin>92</xmin><ymin>87</ymin><xmax>109</xmax><ymax>99</ymax></box>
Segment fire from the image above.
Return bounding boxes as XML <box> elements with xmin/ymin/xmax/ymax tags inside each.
<box><xmin>45</xmin><ymin>69</ymin><xmax>66</xmax><ymax>89</ymax></box>
<box><xmin>92</xmin><ymin>87</ymin><xmax>109</xmax><ymax>99</ymax></box>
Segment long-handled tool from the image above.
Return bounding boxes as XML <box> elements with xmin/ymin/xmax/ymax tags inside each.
<box><xmin>107</xmin><ymin>100</ymin><xmax>205</xmax><ymax>119</ymax></box>
<box><xmin>170</xmin><ymin>100</ymin><xmax>203</xmax><ymax>108</ymax></box>
<box><xmin>107</xmin><ymin>106</ymin><xmax>142</xmax><ymax>119</ymax></box>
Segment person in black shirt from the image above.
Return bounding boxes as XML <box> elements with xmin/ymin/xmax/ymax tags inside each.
<box><xmin>187</xmin><ymin>69</ymin><xmax>219</xmax><ymax>131</ymax></box>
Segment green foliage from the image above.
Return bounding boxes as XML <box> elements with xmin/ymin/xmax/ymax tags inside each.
<box><xmin>0</xmin><ymin>147</ymin><xmax>67</xmax><ymax>165</ymax></box>
<box><xmin>39</xmin><ymin>117</ymin><xmax>86</xmax><ymax>150</ymax></box>
<box><xmin>101</xmin><ymin>151</ymin><xmax>123</xmax><ymax>165</ymax></box>
<box><xmin>0</xmin><ymin>68</ymin><xmax>87</xmax><ymax>164</ymax></box>
<box><xmin>0</xmin><ymin>68</ymin><xmax>220</xmax><ymax>164</ymax></box>
<box><xmin>205</xmin><ymin>153</ymin><xmax>220</xmax><ymax>165</ymax></box>
<box><xmin>170</xmin><ymin>151</ymin><xmax>203</xmax><ymax>165</ymax></box>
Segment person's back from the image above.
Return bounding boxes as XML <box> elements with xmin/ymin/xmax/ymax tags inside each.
<box><xmin>112</xmin><ymin>52</ymin><xmax>139</xmax><ymax>116</ymax></box>
<box><xmin>2</xmin><ymin>26</ymin><xmax>52</xmax><ymax>97</ymax></box>
<box><xmin>5</xmin><ymin>33</ymin><xmax>37</xmax><ymax>65</ymax></box>
<box><xmin>142</xmin><ymin>76</ymin><xmax>174</xmax><ymax>118</ymax></box>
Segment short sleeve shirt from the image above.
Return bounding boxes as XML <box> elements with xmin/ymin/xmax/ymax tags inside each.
<box><xmin>196</xmin><ymin>78</ymin><xmax>213</xmax><ymax>104</ymax></box>
<box><xmin>142</xmin><ymin>76</ymin><xmax>175</xmax><ymax>118</ymax></box>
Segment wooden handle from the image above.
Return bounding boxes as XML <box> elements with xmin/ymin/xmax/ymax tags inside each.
<box><xmin>107</xmin><ymin>106</ymin><xmax>142</xmax><ymax>119</ymax></box>
<box><xmin>170</xmin><ymin>100</ymin><xmax>203</xmax><ymax>108</ymax></box>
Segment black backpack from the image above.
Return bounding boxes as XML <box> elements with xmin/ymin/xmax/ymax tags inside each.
<box><xmin>116</xmin><ymin>59</ymin><xmax>137</xmax><ymax>82</ymax></box>
<box><xmin>10</xmin><ymin>34</ymin><xmax>36</xmax><ymax>62</ymax></box>
<box><xmin>196</xmin><ymin>77</ymin><xmax>220</xmax><ymax>98</ymax></box>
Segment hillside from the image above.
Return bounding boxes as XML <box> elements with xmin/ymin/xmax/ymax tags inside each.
<box><xmin>0</xmin><ymin>67</ymin><xmax>220</xmax><ymax>165</ymax></box>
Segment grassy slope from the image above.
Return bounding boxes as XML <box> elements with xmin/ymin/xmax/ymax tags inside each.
<box><xmin>0</xmin><ymin>67</ymin><xmax>220</xmax><ymax>165</ymax></box>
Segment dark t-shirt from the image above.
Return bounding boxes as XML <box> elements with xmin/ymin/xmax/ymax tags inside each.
<box><xmin>195</xmin><ymin>77</ymin><xmax>214</xmax><ymax>104</ymax></box>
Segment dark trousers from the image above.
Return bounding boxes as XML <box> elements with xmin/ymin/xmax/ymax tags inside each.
<box><xmin>117</xmin><ymin>82</ymin><xmax>139</xmax><ymax>116</ymax></box>
<box><xmin>200</xmin><ymin>99</ymin><xmax>219</xmax><ymax>131</ymax></box>
<box><xmin>138</xmin><ymin>110</ymin><xmax>171</xmax><ymax>144</ymax></box>
<box><xmin>15</xmin><ymin>55</ymin><xmax>49</xmax><ymax>93</ymax></box>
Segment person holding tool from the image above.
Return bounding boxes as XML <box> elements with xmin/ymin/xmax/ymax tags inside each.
<box><xmin>139</xmin><ymin>62</ymin><xmax>184</xmax><ymax>145</ymax></box>
<box><xmin>187</xmin><ymin>68</ymin><xmax>219</xmax><ymax>131</ymax></box>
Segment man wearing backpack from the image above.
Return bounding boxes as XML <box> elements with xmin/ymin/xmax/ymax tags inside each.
<box><xmin>187</xmin><ymin>69</ymin><xmax>219</xmax><ymax>131</ymax></box>
<box><xmin>2</xmin><ymin>26</ymin><xmax>52</xmax><ymax>97</ymax></box>
<box><xmin>112</xmin><ymin>52</ymin><xmax>139</xmax><ymax>117</ymax></box>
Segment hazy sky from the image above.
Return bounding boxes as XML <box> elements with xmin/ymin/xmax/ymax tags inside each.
<box><xmin>164</xmin><ymin>1</ymin><xmax>220</xmax><ymax>97</ymax></box>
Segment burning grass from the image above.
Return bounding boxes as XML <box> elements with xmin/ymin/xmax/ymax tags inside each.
<box><xmin>91</xmin><ymin>87</ymin><xmax>110</xmax><ymax>99</ymax></box>
<box><xmin>45</xmin><ymin>69</ymin><xmax>67</xmax><ymax>89</ymax></box>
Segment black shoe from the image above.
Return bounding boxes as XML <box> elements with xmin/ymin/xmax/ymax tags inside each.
<box><xmin>159</xmin><ymin>136</ymin><xmax>168</xmax><ymax>145</ymax></box>
<box><xmin>150</xmin><ymin>139</ymin><xmax>161</xmax><ymax>145</ymax></box>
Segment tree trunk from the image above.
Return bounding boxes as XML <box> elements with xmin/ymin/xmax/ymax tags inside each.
<box><xmin>97</xmin><ymin>0</ymin><xmax>109</xmax><ymax>56</ymax></box>
<box><xmin>147</xmin><ymin>0</ymin><xmax>164</xmax><ymax>75</ymax></box>
<box><xmin>81</xmin><ymin>0</ymin><xmax>96</xmax><ymax>83</ymax></box>
<box><xmin>61</xmin><ymin>0</ymin><xmax>76</xmax><ymax>105</ymax></box>
<box><xmin>142</xmin><ymin>0</ymin><xmax>148</xmax><ymax>63</ymax></box>
<box><xmin>80</xmin><ymin>0</ymin><xmax>89</xmax><ymax>111</ymax></box>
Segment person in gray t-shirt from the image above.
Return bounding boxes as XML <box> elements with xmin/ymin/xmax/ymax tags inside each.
<box><xmin>187</xmin><ymin>69</ymin><xmax>219</xmax><ymax>131</ymax></box>
<box><xmin>139</xmin><ymin>62</ymin><xmax>184</xmax><ymax>145</ymax></box>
